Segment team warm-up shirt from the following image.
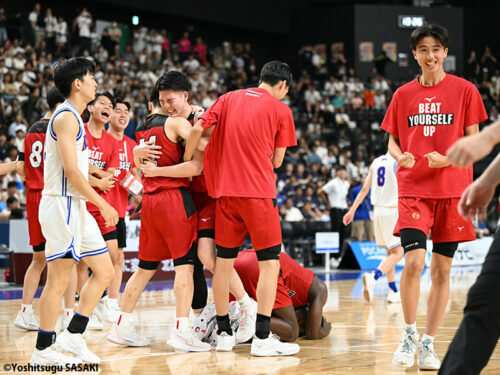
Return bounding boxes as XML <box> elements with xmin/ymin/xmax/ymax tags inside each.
<box><xmin>43</xmin><ymin>102</ymin><xmax>88</xmax><ymax>198</ymax></box>
<box><xmin>107</xmin><ymin>135</ymin><xmax>137</xmax><ymax>218</ymax></box>
<box><xmin>200</xmin><ymin>88</ymin><xmax>297</xmax><ymax>198</ymax></box>
<box><xmin>233</xmin><ymin>249</ymin><xmax>314</xmax><ymax>309</ymax></box>
<box><xmin>135</xmin><ymin>114</ymin><xmax>188</xmax><ymax>194</ymax></box>
<box><xmin>85</xmin><ymin>124</ymin><xmax>119</xmax><ymax>211</ymax></box>
<box><xmin>381</xmin><ymin>75</ymin><xmax>487</xmax><ymax>198</ymax></box>
<box><xmin>24</xmin><ymin>118</ymin><xmax>49</xmax><ymax>190</ymax></box>
<box><xmin>370</xmin><ymin>153</ymin><xmax>398</xmax><ymax>208</ymax></box>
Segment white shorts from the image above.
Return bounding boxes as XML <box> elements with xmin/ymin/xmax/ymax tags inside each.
<box><xmin>39</xmin><ymin>195</ymin><xmax>107</xmax><ymax>263</ymax></box>
<box><xmin>373</xmin><ymin>206</ymin><xmax>401</xmax><ymax>250</ymax></box>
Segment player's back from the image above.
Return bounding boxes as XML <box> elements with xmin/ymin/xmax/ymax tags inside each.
<box><xmin>370</xmin><ymin>154</ymin><xmax>398</xmax><ymax>208</ymax></box>
<box><xmin>135</xmin><ymin>113</ymin><xmax>188</xmax><ymax>193</ymax></box>
<box><xmin>279</xmin><ymin>252</ymin><xmax>314</xmax><ymax>308</ymax></box>
<box><xmin>24</xmin><ymin>118</ymin><xmax>49</xmax><ymax>190</ymax></box>
<box><xmin>43</xmin><ymin>102</ymin><xmax>88</xmax><ymax>198</ymax></box>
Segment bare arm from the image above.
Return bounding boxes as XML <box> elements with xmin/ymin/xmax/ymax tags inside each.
<box><xmin>184</xmin><ymin>120</ymin><xmax>204</xmax><ymax>161</ymax></box>
<box><xmin>306</xmin><ymin>276</ymin><xmax>331</xmax><ymax>339</ymax></box>
<box><xmin>53</xmin><ymin>112</ymin><xmax>118</xmax><ymax>226</ymax></box>
<box><xmin>89</xmin><ymin>164</ymin><xmax>112</xmax><ymax>178</ymax></box>
<box><xmin>343</xmin><ymin>168</ymin><xmax>372</xmax><ymax>225</ymax></box>
<box><xmin>389</xmin><ymin>134</ymin><xmax>414</xmax><ymax>168</ymax></box>
<box><xmin>0</xmin><ymin>161</ymin><xmax>19</xmax><ymax>176</ymax></box>
<box><xmin>318</xmin><ymin>190</ymin><xmax>331</xmax><ymax>210</ymax></box>
<box><xmin>271</xmin><ymin>305</ymin><xmax>300</xmax><ymax>342</ymax></box>
<box><xmin>142</xmin><ymin>149</ymin><xmax>204</xmax><ymax>178</ymax></box>
<box><xmin>272</xmin><ymin>147</ymin><xmax>287</xmax><ymax>169</ymax></box>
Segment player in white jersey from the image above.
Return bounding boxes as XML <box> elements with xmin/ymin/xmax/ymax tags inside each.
<box><xmin>30</xmin><ymin>57</ymin><xmax>118</xmax><ymax>366</ymax></box>
<box><xmin>343</xmin><ymin>153</ymin><xmax>403</xmax><ymax>303</ymax></box>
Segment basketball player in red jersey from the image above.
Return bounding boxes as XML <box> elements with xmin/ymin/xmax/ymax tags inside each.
<box><xmin>381</xmin><ymin>24</ymin><xmax>487</xmax><ymax>370</ymax></box>
<box><xmin>79</xmin><ymin>92</ymin><xmax>121</xmax><ymax>324</ymax></box>
<box><xmin>233</xmin><ymin>249</ymin><xmax>331</xmax><ymax>342</ymax></box>
<box><xmin>105</xmin><ymin>98</ymin><xmax>140</xmax><ymax>316</ymax></box>
<box><xmin>184</xmin><ymin>61</ymin><xmax>299</xmax><ymax>356</ymax></box>
<box><xmin>14</xmin><ymin>87</ymin><xmax>78</xmax><ymax>331</ymax></box>
<box><xmin>108</xmin><ymin>76</ymin><xmax>210</xmax><ymax>352</ymax></box>
<box><xmin>137</xmin><ymin>71</ymin><xmax>258</xmax><ymax>344</ymax></box>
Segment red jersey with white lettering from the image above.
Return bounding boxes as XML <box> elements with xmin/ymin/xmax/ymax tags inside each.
<box><xmin>186</xmin><ymin>112</ymin><xmax>207</xmax><ymax>193</ymax></box>
<box><xmin>200</xmin><ymin>88</ymin><xmax>296</xmax><ymax>198</ymax></box>
<box><xmin>135</xmin><ymin>114</ymin><xmax>188</xmax><ymax>194</ymax></box>
<box><xmin>84</xmin><ymin>124</ymin><xmax>120</xmax><ymax>212</ymax></box>
<box><xmin>24</xmin><ymin>118</ymin><xmax>48</xmax><ymax>190</ymax></box>
<box><xmin>233</xmin><ymin>249</ymin><xmax>314</xmax><ymax>309</ymax></box>
<box><xmin>107</xmin><ymin>135</ymin><xmax>137</xmax><ymax>218</ymax></box>
<box><xmin>381</xmin><ymin>75</ymin><xmax>487</xmax><ymax>198</ymax></box>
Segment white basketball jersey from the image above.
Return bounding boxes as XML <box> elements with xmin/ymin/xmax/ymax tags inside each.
<box><xmin>370</xmin><ymin>153</ymin><xmax>398</xmax><ymax>208</ymax></box>
<box><xmin>43</xmin><ymin>102</ymin><xmax>89</xmax><ymax>198</ymax></box>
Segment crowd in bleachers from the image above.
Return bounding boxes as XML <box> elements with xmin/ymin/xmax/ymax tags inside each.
<box><xmin>0</xmin><ymin>4</ymin><xmax>498</xmax><ymax>233</ymax></box>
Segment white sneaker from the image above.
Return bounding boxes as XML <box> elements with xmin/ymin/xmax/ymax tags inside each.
<box><xmin>105</xmin><ymin>299</ymin><xmax>120</xmax><ymax>323</ymax></box>
<box><xmin>228</xmin><ymin>301</ymin><xmax>241</xmax><ymax>333</ymax></box>
<box><xmin>14</xmin><ymin>308</ymin><xmax>39</xmax><ymax>331</ymax></box>
<box><xmin>251</xmin><ymin>333</ymin><xmax>300</xmax><ymax>357</ymax></box>
<box><xmin>236</xmin><ymin>298</ymin><xmax>256</xmax><ymax>344</ymax></box>
<box><xmin>94</xmin><ymin>297</ymin><xmax>114</xmax><ymax>324</ymax></box>
<box><xmin>167</xmin><ymin>329</ymin><xmax>212</xmax><ymax>353</ymax></box>
<box><xmin>107</xmin><ymin>318</ymin><xmax>150</xmax><ymax>346</ymax></box>
<box><xmin>362</xmin><ymin>273</ymin><xmax>376</xmax><ymax>303</ymax></box>
<box><xmin>56</xmin><ymin>329</ymin><xmax>101</xmax><ymax>363</ymax></box>
<box><xmin>192</xmin><ymin>302</ymin><xmax>217</xmax><ymax>342</ymax></box>
<box><xmin>30</xmin><ymin>344</ymin><xmax>82</xmax><ymax>365</ymax></box>
<box><xmin>387</xmin><ymin>290</ymin><xmax>401</xmax><ymax>303</ymax></box>
<box><xmin>87</xmin><ymin>313</ymin><xmax>104</xmax><ymax>331</ymax></box>
<box><xmin>392</xmin><ymin>327</ymin><xmax>419</xmax><ymax>368</ymax></box>
<box><xmin>418</xmin><ymin>339</ymin><xmax>441</xmax><ymax>370</ymax></box>
<box><xmin>215</xmin><ymin>331</ymin><xmax>235</xmax><ymax>352</ymax></box>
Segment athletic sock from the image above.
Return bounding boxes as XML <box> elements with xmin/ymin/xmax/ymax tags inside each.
<box><xmin>238</xmin><ymin>293</ymin><xmax>252</xmax><ymax>310</ymax></box>
<box><xmin>67</xmin><ymin>312</ymin><xmax>89</xmax><ymax>334</ymax></box>
<box><xmin>422</xmin><ymin>334</ymin><xmax>434</xmax><ymax>343</ymax></box>
<box><xmin>216</xmin><ymin>314</ymin><xmax>232</xmax><ymax>335</ymax></box>
<box><xmin>388</xmin><ymin>281</ymin><xmax>398</xmax><ymax>292</ymax></box>
<box><xmin>373</xmin><ymin>269</ymin><xmax>383</xmax><ymax>280</ymax></box>
<box><xmin>175</xmin><ymin>317</ymin><xmax>190</xmax><ymax>334</ymax></box>
<box><xmin>117</xmin><ymin>311</ymin><xmax>131</xmax><ymax>326</ymax></box>
<box><xmin>405</xmin><ymin>322</ymin><xmax>417</xmax><ymax>335</ymax></box>
<box><xmin>64</xmin><ymin>308</ymin><xmax>74</xmax><ymax>317</ymax></box>
<box><xmin>255</xmin><ymin>313</ymin><xmax>271</xmax><ymax>339</ymax></box>
<box><xmin>36</xmin><ymin>329</ymin><xmax>56</xmax><ymax>350</ymax></box>
<box><xmin>21</xmin><ymin>303</ymin><xmax>32</xmax><ymax>312</ymax></box>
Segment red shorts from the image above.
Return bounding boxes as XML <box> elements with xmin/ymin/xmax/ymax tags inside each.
<box><xmin>88</xmin><ymin>209</ymin><xmax>116</xmax><ymax>236</ymax></box>
<box><xmin>191</xmin><ymin>191</ymin><xmax>216</xmax><ymax>233</ymax></box>
<box><xmin>139</xmin><ymin>188</ymin><xmax>197</xmax><ymax>262</ymax></box>
<box><xmin>215</xmin><ymin>196</ymin><xmax>282</xmax><ymax>250</ymax></box>
<box><xmin>395</xmin><ymin>197</ymin><xmax>475</xmax><ymax>243</ymax></box>
<box><xmin>26</xmin><ymin>189</ymin><xmax>45</xmax><ymax>247</ymax></box>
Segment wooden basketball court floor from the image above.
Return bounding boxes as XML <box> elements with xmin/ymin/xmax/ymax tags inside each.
<box><xmin>1</xmin><ymin>266</ymin><xmax>499</xmax><ymax>374</ymax></box>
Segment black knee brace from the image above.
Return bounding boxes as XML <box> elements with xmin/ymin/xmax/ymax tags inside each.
<box><xmin>216</xmin><ymin>245</ymin><xmax>240</xmax><ymax>259</ymax></box>
<box><xmin>138</xmin><ymin>259</ymin><xmax>161</xmax><ymax>270</ymax></box>
<box><xmin>400</xmin><ymin>228</ymin><xmax>427</xmax><ymax>253</ymax></box>
<box><xmin>433</xmin><ymin>241</ymin><xmax>459</xmax><ymax>258</ymax></box>
<box><xmin>191</xmin><ymin>253</ymin><xmax>207</xmax><ymax>310</ymax></box>
<box><xmin>173</xmin><ymin>242</ymin><xmax>197</xmax><ymax>267</ymax></box>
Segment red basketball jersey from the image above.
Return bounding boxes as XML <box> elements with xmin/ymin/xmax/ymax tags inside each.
<box><xmin>135</xmin><ymin>114</ymin><xmax>188</xmax><ymax>193</ymax></box>
<box><xmin>24</xmin><ymin>118</ymin><xmax>49</xmax><ymax>190</ymax></box>
<box><xmin>186</xmin><ymin>112</ymin><xmax>207</xmax><ymax>193</ymax></box>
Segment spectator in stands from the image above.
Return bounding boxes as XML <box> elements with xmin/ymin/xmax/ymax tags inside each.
<box><xmin>177</xmin><ymin>31</ymin><xmax>192</xmax><ymax>62</ymax></box>
<box><xmin>283</xmin><ymin>198</ymin><xmax>305</xmax><ymax>222</ymax></box>
<box><xmin>0</xmin><ymin>195</ymin><xmax>20</xmax><ymax>222</ymax></box>
<box><xmin>74</xmin><ymin>8</ymin><xmax>93</xmax><ymax>54</ymax></box>
<box><xmin>0</xmin><ymin>8</ymin><xmax>8</xmax><ymax>45</ymax></box>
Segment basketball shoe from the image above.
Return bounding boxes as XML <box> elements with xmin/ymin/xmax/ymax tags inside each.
<box><xmin>14</xmin><ymin>306</ymin><xmax>38</xmax><ymax>330</ymax></box>
<box><xmin>94</xmin><ymin>296</ymin><xmax>114</xmax><ymax>324</ymax></box>
<box><xmin>250</xmin><ymin>333</ymin><xmax>300</xmax><ymax>357</ymax></box>
<box><xmin>56</xmin><ymin>330</ymin><xmax>101</xmax><ymax>363</ymax></box>
<box><xmin>362</xmin><ymin>272</ymin><xmax>375</xmax><ymax>303</ymax></box>
<box><xmin>107</xmin><ymin>314</ymin><xmax>150</xmax><ymax>346</ymax></box>
<box><xmin>392</xmin><ymin>326</ymin><xmax>419</xmax><ymax>368</ymax></box>
<box><xmin>418</xmin><ymin>338</ymin><xmax>441</xmax><ymax>370</ymax></box>
<box><xmin>236</xmin><ymin>298</ymin><xmax>257</xmax><ymax>343</ymax></box>
<box><xmin>167</xmin><ymin>329</ymin><xmax>212</xmax><ymax>352</ymax></box>
<box><xmin>215</xmin><ymin>331</ymin><xmax>235</xmax><ymax>352</ymax></box>
<box><xmin>386</xmin><ymin>290</ymin><xmax>401</xmax><ymax>303</ymax></box>
<box><xmin>30</xmin><ymin>344</ymin><xmax>82</xmax><ymax>365</ymax></box>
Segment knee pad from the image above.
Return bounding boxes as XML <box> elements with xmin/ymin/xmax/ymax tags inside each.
<box><xmin>192</xmin><ymin>255</ymin><xmax>207</xmax><ymax>310</ymax></box>
<box><xmin>33</xmin><ymin>242</ymin><xmax>46</xmax><ymax>252</ymax></box>
<box><xmin>173</xmin><ymin>242</ymin><xmax>197</xmax><ymax>267</ymax></box>
<box><xmin>432</xmin><ymin>241</ymin><xmax>458</xmax><ymax>258</ymax></box>
<box><xmin>400</xmin><ymin>228</ymin><xmax>427</xmax><ymax>253</ymax></box>
<box><xmin>256</xmin><ymin>244</ymin><xmax>281</xmax><ymax>261</ymax></box>
<box><xmin>216</xmin><ymin>245</ymin><xmax>240</xmax><ymax>259</ymax></box>
<box><xmin>138</xmin><ymin>259</ymin><xmax>160</xmax><ymax>270</ymax></box>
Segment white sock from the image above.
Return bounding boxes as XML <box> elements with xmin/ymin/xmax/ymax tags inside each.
<box><xmin>176</xmin><ymin>317</ymin><xmax>190</xmax><ymax>334</ymax></box>
<box><xmin>107</xmin><ymin>298</ymin><xmax>118</xmax><ymax>305</ymax></box>
<box><xmin>422</xmin><ymin>334</ymin><xmax>434</xmax><ymax>343</ymax></box>
<box><xmin>405</xmin><ymin>322</ymin><xmax>417</xmax><ymax>333</ymax></box>
<box><xmin>238</xmin><ymin>293</ymin><xmax>252</xmax><ymax>309</ymax></box>
<box><xmin>64</xmin><ymin>308</ymin><xmax>74</xmax><ymax>317</ymax></box>
<box><xmin>118</xmin><ymin>311</ymin><xmax>132</xmax><ymax>326</ymax></box>
<box><xmin>21</xmin><ymin>304</ymin><xmax>32</xmax><ymax>312</ymax></box>
<box><xmin>193</xmin><ymin>312</ymin><xmax>201</xmax><ymax>319</ymax></box>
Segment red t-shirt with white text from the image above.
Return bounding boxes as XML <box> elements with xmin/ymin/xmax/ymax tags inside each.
<box><xmin>200</xmin><ymin>88</ymin><xmax>297</xmax><ymax>198</ymax></box>
<box><xmin>381</xmin><ymin>75</ymin><xmax>487</xmax><ymax>198</ymax></box>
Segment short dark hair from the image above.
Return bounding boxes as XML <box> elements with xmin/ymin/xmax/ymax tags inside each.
<box><xmin>260</xmin><ymin>61</ymin><xmax>294</xmax><ymax>87</ymax></box>
<box><xmin>155</xmin><ymin>71</ymin><xmax>191</xmax><ymax>92</ymax></box>
<box><xmin>114</xmin><ymin>98</ymin><xmax>130</xmax><ymax>110</ymax></box>
<box><xmin>6</xmin><ymin>196</ymin><xmax>18</xmax><ymax>205</ymax></box>
<box><xmin>10</xmin><ymin>207</ymin><xmax>24</xmax><ymax>219</ymax></box>
<box><xmin>7</xmin><ymin>181</ymin><xmax>18</xmax><ymax>189</ymax></box>
<box><xmin>336</xmin><ymin>165</ymin><xmax>347</xmax><ymax>172</ymax></box>
<box><xmin>53</xmin><ymin>57</ymin><xmax>95</xmax><ymax>98</ymax></box>
<box><xmin>409</xmin><ymin>23</ymin><xmax>451</xmax><ymax>50</ymax></box>
<box><xmin>149</xmin><ymin>87</ymin><xmax>160</xmax><ymax>108</ymax></box>
<box><xmin>88</xmin><ymin>92</ymin><xmax>114</xmax><ymax>106</ymax></box>
<box><xmin>46</xmin><ymin>86</ymin><xmax>65</xmax><ymax>111</ymax></box>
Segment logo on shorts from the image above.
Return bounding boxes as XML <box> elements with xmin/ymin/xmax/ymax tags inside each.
<box><xmin>412</xmin><ymin>212</ymin><xmax>420</xmax><ymax>220</ymax></box>
<box><xmin>201</xmin><ymin>218</ymin><xmax>211</xmax><ymax>222</ymax></box>
<box><xmin>458</xmin><ymin>226</ymin><xmax>464</xmax><ymax>231</ymax></box>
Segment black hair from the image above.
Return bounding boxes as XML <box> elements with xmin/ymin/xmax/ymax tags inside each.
<box><xmin>6</xmin><ymin>196</ymin><xmax>18</xmax><ymax>205</ymax></box>
<box><xmin>10</xmin><ymin>208</ymin><xmax>24</xmax><ymax>219</ymax></box>
<box><xmin>149</xmin><ymin>87</ymin><xmax>160</xmax><ymax>108</ymax></box>
<box><xmin>114</xmin><ymin>98</ymin><xmax>131</xmax><ymax>111</ymax></box>
<box><xmin>88</xmin><ymin>92</ymin><xmax>114</xmax><ymax>106</ymax></box>
<box><xmin>155</xmin><ymin>71</ymin><xmax>191</xmax><ymax>92</ymax></box>
<box><xmin>46</xmin><ymin>86</ymin><xmax>65</xmax><ymax>111</ymax></box>
<box><xmin>336</xmin><ymin>165</ymin><xmax>347</xmax><ymax>172</ymax></box>
<box><xmin>7</xmin><ymin>181</ymin><xmax>18</xmax><ymax>189</ymax></box>
<box><xmin>259</xmin><ymin>61</ymin><xmax>294</xmax><ymax>87</ymax></box>
<box><xmin>53</xmin><ymin>57</ymin><xmax>95</xmax><ymax>98</ymax></box>
<box><xmin>409</xmin><ymin>23</ymin><xmax>451</xmax><ymax>50</ymax></box>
